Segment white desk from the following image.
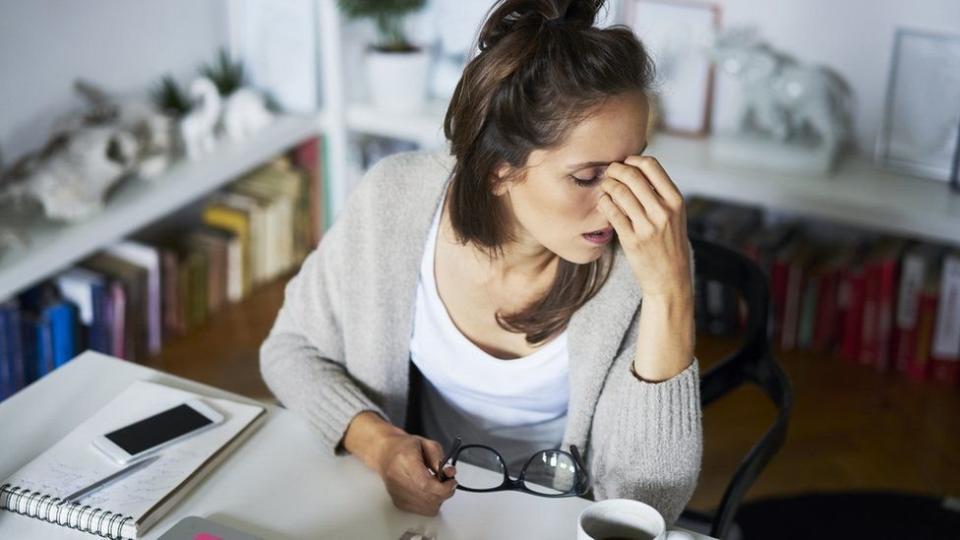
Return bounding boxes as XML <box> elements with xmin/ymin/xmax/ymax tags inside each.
<box><xmin>0</xmin><ymin>352</ymin><xmax>716</xmax><ymax>539</ymax></box>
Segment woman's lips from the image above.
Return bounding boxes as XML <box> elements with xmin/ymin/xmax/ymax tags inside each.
<box><xmin>582</xmin><ymin>227</ymin><xmax>614</xmax><ymax>245</ymax></box>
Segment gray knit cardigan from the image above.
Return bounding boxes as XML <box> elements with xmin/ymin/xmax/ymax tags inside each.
<box><xmin>259</xmin><ymin>148</ymin><xmax>703</xmax><ymax>525</ymax></box>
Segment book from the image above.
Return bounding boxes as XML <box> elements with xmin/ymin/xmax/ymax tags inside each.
<box><xmin>796</xmin><ymin>271</ymin><xmax>819</xmax><ymax>350</ymax></box>
<box><xmin>55</xmin><ymin>268</ymin><xmax>110</xmax><ymax>355</ymax></box>
<box><xmin>0</xmin><ymin>301</ymin><xmax>20</xmax><ymax>400</ymax></box>
<box><xmin>931</xmin><ymin>252</ymin><xmax>960</xmax><ymax>386</ymax></box>
<box><xmin>839</xmin><ymin>260</ymin><xmax>868</xmax><ymax>364</ymax></box>
<box><xmin>809</xmin><ymin>246</ymin><xmax>853</xmax><ymax>353</ymax></box>
<box><xmin>203</xmin><ymin>200</ymin><xmax>252</xmax><ymax>297</ymax></box>
<box><xmin>186</xmin><ymin>227</ymin><xmax>233</xmax><ymax>314</ymax></box>
<box><xmin>0</xmin><ymin>380</ymin><xmax>265</xmax><ymax>539</ymax></box>
<box><xmin>106</xmin><ymin>242</ymin><xmax>163</xmax><ymax>356</ymax></box>
<box><xmin>781</xmin><ymin>239</ymin><xmax>819</xmax><ymax>351</ymax></box>
<box><xmin>292</xmin><ymin>138</ymin><xmax>323</xmax><ymax>252</ymax></box>
<box><xmin>81</xmin><ymin>253</ymin><xmax>149</xmax><ymax>364</ymax></box>
<box><xmin>858</xmin><ymin>238</ymin><xmax>908</xmax><ymax>370</ymax></box>
<box><xmin>699</xmin><ymin>201</ymin><xmax>762</xmax><ymax>336</ymax></box>
<box><xmin>159</xmin><ymin>247</ymin><xmax>185</xmax><ymax>338</ymax></box>
<box><xmin>892</xmin><ymin>244</ymin><xmax>941</xmax><ymax>376</ymax></box>
<box><xmin>908</xmin><ymin>262</ymin><xmax>941</xmax><ymax>382</ymax></box>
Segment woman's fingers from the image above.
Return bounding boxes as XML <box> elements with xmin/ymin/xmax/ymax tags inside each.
<box><xmin>597</xmin><ymin>193</ymin><xmax>635</xmax><ymax>238</ymax></box>
<box><xmin>623</xmin><ymin>155</ymin><xmax>684</xmax><ymax>211</ymax></box>
<box><xmin>380</xmin><ymin>435</ymin><xmax>458</xmax><ymax>517</ymax></box>
<box><xmin>605</xmin><ymin>162</ymin><xmax>668</xmax><ymax>227</ymax></box>
<box><xmin>420</xmin><ymin>437</ymin><xmax>446</xmax><ymax>474</ymax></box>
<box><xmin>599</xmin><ymin>175</ymin><xmax>646</xmax><ymax>227</ymax></box>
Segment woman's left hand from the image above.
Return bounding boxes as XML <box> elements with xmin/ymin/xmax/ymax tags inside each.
<box><xmin>596</xmin><ymin>155</ymin><xmax>692</xmax><ymax>300</ymax></box>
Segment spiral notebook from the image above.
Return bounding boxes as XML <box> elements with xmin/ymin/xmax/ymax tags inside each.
<box><xmin>0</xmin><ymin>380</ymin><xmax>266</xmax><ymax>539</ymax></box>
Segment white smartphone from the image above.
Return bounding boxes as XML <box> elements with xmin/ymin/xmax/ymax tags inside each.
<box><xmin>92</xmin><ymin>399</ymin><xmax>224</xmax><ymax>464</ymax></box>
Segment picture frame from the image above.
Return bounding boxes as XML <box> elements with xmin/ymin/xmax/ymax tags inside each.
<box><xmin>876</xmin><ymin>28</ymin><xmax>960</xmax><ymax>188</ymax></box>
<box><xmin>621</xmin><ymin>0</ymin><xmax>721</xmax><ymax>137</ymax></box>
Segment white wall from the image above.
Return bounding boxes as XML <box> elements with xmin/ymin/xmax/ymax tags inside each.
<box><xmin>0</xmin><ymin>0</ymin><xmax>229</xmax><ymax>164</ymax></box>
<box><xmin>345</xmin><ymin>0</ymin><xmax>959</xmax><ymax>156</ymax></box>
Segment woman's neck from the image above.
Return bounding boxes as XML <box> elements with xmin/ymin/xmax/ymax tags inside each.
<box><xmin>441</xmin><ymin>185</ymin><xmax>558</xmax><ymax>289</ymax></box>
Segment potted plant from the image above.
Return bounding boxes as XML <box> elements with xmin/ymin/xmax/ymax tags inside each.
<box><xmin>337</xmin><ymin>0</ymin><xmax>430</xmax><ymax>112</ymax></box>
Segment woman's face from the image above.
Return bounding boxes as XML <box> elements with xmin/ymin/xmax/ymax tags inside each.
<box><xmin>496</xmin><ymin>91</ymin><xmax>650</xmax><ymax>265</ymax></box>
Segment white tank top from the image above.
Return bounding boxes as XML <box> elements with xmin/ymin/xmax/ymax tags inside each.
<box><xmin>409</xmin><ymin>190</ymin><xmax>569</xmax><ymax>474</ymax></box>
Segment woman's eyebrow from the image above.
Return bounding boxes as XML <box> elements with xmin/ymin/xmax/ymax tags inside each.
<box><xmin>565</xmin><ymin>143</ymin><xmax>649</xmax><ymax>171</ymax></box>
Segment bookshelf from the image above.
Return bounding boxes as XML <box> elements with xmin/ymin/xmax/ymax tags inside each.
<box><xmin>647</xmin><ymin>134</ymin><xmax>960</xmax><ymax>249</ymax></box>
<box><xmin>345</xmin><ymin>99</ymin><xmax>449</xmax><ymax>149</ymax></box>
<box><xmin>0</xmin><ymin>114</ymin><xmax>323</xmax><ymax>302</ymax></box>
<box><xmin>311</xmin><ymin>0</ymin><xmax>959</xmax><ymax>247</ymax></box>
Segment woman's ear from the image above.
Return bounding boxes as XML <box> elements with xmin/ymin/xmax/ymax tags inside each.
<box><xmin>491</xmin><ymin>161</ymin><xmax>514</xmax><ymax>196</ymax></box>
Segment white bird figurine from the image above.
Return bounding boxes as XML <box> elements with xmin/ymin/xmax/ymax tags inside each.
<box><xmin>180</xmin><ymin>77</ymin><xmax>221</xmax><ymax>159</ymax></box>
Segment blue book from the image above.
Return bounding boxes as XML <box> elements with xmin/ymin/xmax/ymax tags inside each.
<box><xmin>19</xmin><ymin>313</ymin><xmax>40</xmax><ymax>384</ymax></box>
<box><xmin>55</xmin><ymin>268</ymin><xmax>109</xmax><ymax>354</ymax></box>
<box><xmin>0</xmin><ymin>307</ymin><xmax>9</xmax><ymax>400</ymax></box>
<box><xmin>3</xmin><ymin>303</ymin><xmax>25</xmax><ymax>395</ymax></box>
<box><xmin>47</xmin><ymin>302</ymin><xmax>79</xmax><ymax>369</ymax></box>
<box><xmin>34</xmin><ymin>312</ymin><xmax>55</xmax><ymax>378</ymax></box>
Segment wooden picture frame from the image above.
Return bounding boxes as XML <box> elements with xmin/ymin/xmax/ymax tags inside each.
<box><xmin>621</xmin><ymin>0</ymin><xmax>721</xmax><ymax>137</ymax></box>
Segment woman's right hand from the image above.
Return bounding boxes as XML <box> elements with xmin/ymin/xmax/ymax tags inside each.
<box><xmin>344</xmin><ymin>411</ymin><xmax>458</xmax><ymax>516</ymax></box>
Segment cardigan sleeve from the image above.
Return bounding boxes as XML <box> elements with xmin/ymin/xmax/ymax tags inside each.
<box><xmin>587</xmin><ymin>354</ymin><xmax>702</xmax><ymax>527</ymax></box>
<box><xmin>586</xmin><ymin>237</ymin><xmax>703</xmax><ymax>526</ymax></box>
<box><xmin>259</xmin><ymin>166</ymin><xmax>389</xmax><ymax>456</ymax></box>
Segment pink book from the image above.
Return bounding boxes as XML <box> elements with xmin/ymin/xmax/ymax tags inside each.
<box><xmin>110</xmin><ymin>282</ymin><xmax>127</xmax><ymax>360</ymax></box>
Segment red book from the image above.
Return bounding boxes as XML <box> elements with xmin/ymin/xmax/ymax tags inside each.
<box><xmin>931</xmin><ymin>253</ymin><xmax>960</xmax><ymax>386</ymax></box>
<box><xmin>292</xmin><ymin>136</ymin><xmax>323</xmax><ymax>246</ymax></box>
<box><xmin>812</xmin><ymin>249</ymin><xmax>853</xmax><ymax>354</ymax></box>
<box><xmin>839</xmin><ymin>264</ymin><xmax>867</xmax><ymax>363</ymax></box>
<box><xmin>870</xmin><ymin>239</ymin><xmax>908</xmax><ymax>371</ymax></box>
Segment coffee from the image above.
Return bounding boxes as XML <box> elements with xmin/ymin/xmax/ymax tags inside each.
<box><xmin>585</xmin><ymin>522</ymin><xmax>656</xmax><ymax>540</ymax></box>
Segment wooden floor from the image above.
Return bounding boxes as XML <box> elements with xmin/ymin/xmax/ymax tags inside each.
<box><xmin>151</xmin><ymin>273</ymin><xmax>960</xmax><ymax>512</ymax></box>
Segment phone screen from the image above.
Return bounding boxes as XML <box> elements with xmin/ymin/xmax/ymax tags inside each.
<box><xmin>106</xmin><ymin>403</ymin><xmax>213</xmax><ymax>455</ymax></box>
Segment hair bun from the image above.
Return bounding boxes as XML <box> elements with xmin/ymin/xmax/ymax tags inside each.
<box><xmin>477</xmin><ymin>0</ymin><xmax>606</xmax><ymax>52</ymax></box>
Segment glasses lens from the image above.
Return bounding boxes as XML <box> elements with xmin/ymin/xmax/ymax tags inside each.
<box><xmin>455</xmin><ymin>446</ymin><xmax>505</xmax><ymax>490</ymax></box>
<box><xmin>522</xmin><ymin>450</ymin><xmax>577</xmax><ymax>495</ymax></box>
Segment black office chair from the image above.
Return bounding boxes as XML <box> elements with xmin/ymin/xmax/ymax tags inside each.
<box><xmin>677</xmin><ymin>236</ymin><xmax>794</xmax><ymax>539</ymax></box>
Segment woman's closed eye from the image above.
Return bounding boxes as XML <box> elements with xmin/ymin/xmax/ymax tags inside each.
<box><xmin>570</xmin><ymin>167</ymin><xmax>606</xmax><ymax>188</ymax></box>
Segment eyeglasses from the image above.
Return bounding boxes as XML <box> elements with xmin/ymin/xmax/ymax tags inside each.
<box><xmin>437</xmin><ymin>436</ymin><xmax>591</xmax><ymax>498</ymax></box>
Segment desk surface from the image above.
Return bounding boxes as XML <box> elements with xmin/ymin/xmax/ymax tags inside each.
<box><xmin>0</xmin><ymin>352</ymin><xmax>716</xmax><ymax>540</ymax></box>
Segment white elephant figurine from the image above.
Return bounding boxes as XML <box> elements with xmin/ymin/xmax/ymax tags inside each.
<box><xmin>222</xmin><ymin>87</ymin><xmax>274</xmax><ymax>143</ymax></box>
<box><xmin>709</xmin><ymin>26</ymin><xmax>854</xmax><ymax>154</ymax></box>
<box><xmin>180</xmin><ymin>77</ymin><xmax>222</xmax><ymax>159</ymax></box>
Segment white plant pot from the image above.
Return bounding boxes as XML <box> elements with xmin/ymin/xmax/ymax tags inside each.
<box><xmin>366</xmin><ymin>47</ymin><xmax>431</xmax><ymax>113</ymax></box>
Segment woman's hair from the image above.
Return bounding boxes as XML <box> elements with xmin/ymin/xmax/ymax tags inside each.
<box><xmin>443</xmin><ymin>0</ymin><xmax>657</xmax><ymax>346</ymax></box>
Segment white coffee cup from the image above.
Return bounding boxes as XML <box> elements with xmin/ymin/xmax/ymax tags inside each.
<box><xmin>577</xmin><ymin>499</ymin><xmax>693</xmax><ymax>540</ymax></box>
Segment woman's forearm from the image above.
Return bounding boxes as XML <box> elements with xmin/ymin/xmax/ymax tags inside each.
<box><xmin>631</xmin><ymin>291</ymin><xmax>696</xmax><ymax>382</ymax></box>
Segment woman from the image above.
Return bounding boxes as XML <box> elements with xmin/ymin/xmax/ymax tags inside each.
<box><xmin>260</xmin><ymin>0</ymin><xmax>702</xmax><ymax>526</ymax></box>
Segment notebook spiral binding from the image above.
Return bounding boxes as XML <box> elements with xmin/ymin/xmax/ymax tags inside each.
<box><xmin>0</xmin><ymin>483</ymin><xmax>134</xmax><ymax>539</ymax></box>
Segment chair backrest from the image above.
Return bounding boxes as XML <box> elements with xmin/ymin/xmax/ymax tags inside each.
<box><xmin>689</xmin><ymin>236</ymin><xmax>794</xmax><ymax>539</ymax></box>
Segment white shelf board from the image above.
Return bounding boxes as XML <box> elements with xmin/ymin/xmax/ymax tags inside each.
<box><xmin>649</xmin><ymin>133</ymin><xmax>960</xmax><ymax>247</ymax></box>
<box><xmin>0</xmin><ymin>114</ymin><xmax>322</xmax><ymax>301</ymax></box>
<box><xmin>345</xmin><ymin>99</ymin><xmax>448</xmax><ymax>148</ymax></box>
<box><xmin>340</xmin><ymin>97</ymin><xmax>960</xmax><ymax>248</ymax></box>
